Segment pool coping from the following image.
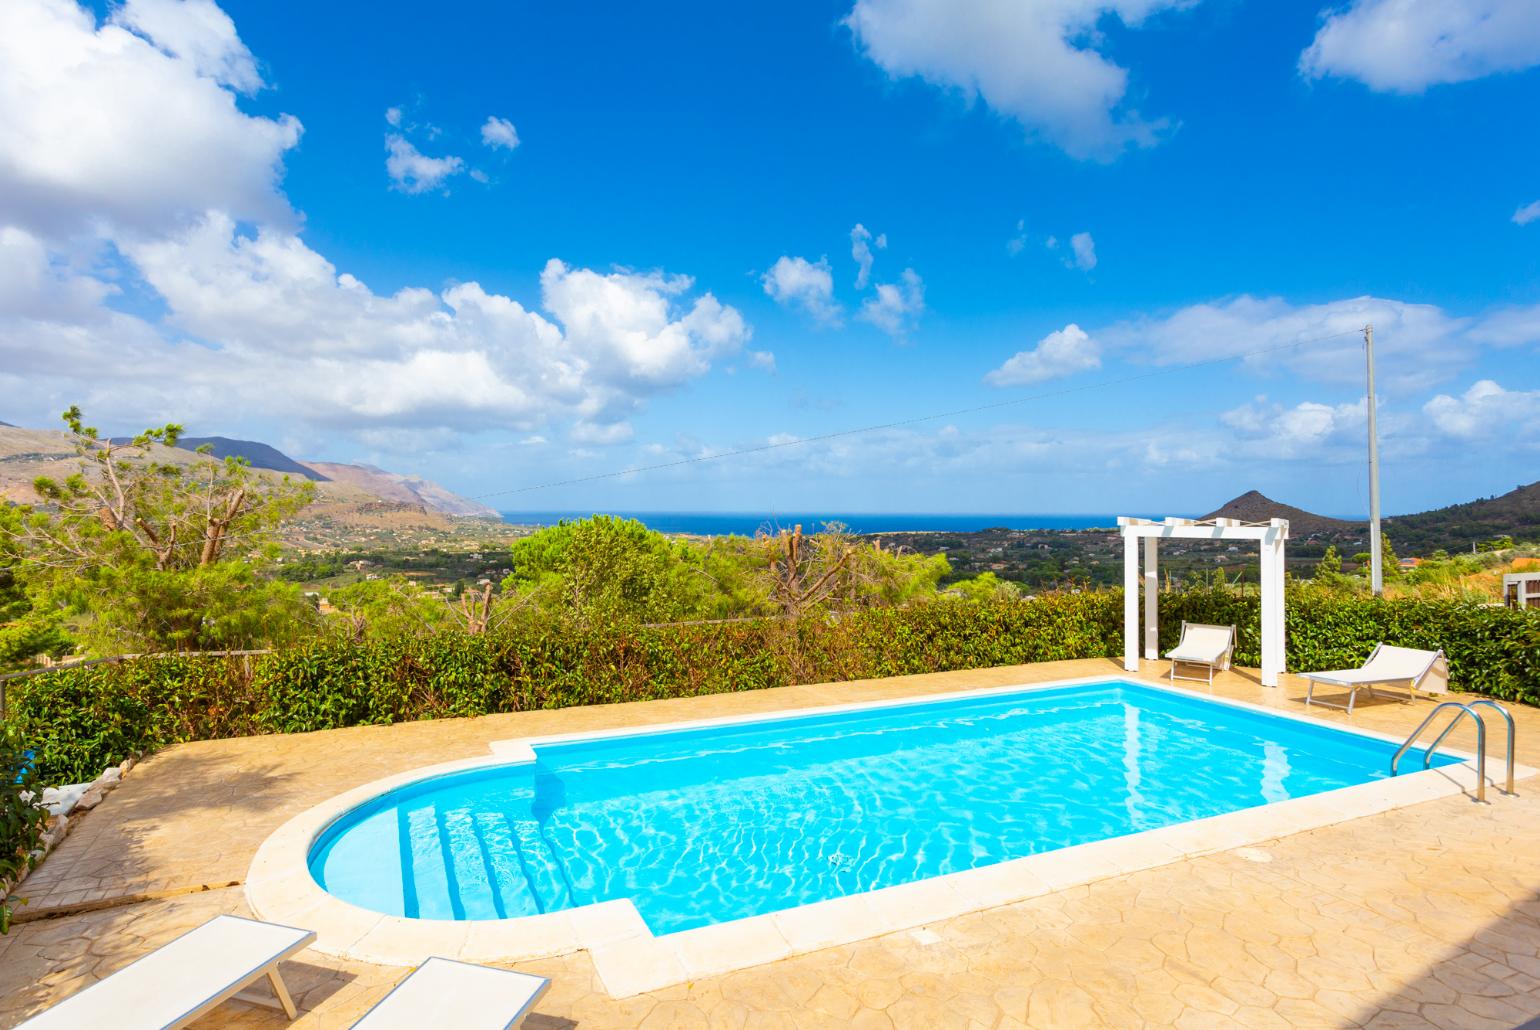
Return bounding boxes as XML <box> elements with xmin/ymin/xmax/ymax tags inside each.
<box><xmin>244</xmin><ymin>674</ymin><xmax>1535</xmax><ymax>997</ymax></box>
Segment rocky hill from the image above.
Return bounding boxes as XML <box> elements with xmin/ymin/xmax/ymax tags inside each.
<box><xmin>176</xmin><ymin>437</ymin><xmax>330</xmax><ymax>481</ymax></box>
<box><xmin>1202</xmin><ymin>490</ymin><xmax>1360</xmax><ymax>539</ymax></box>
<box><xmin>301</xmin><ymin>462</ymin><xmax>498</xmax><ymax>518</ymax></box>
<box><xmin>0</xmin><ymin>425</ymin><xmax>503</xmax><ymax>546</ymax></box>
<box><xmin>1202</xmin><ymin>482</ymin><xmax>1540</xmax><ymax>553</ymax></box>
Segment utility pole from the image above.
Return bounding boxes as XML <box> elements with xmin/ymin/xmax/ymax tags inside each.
<box><xmin>1365</xmin><ymin>324</ymin><xmax>1383</xmax><ymax>596</ymax></box>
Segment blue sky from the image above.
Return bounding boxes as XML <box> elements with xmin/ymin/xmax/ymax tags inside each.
<box><xmin>3</xmin><ymin>0</ymin><xmax>1539</xmax><ymax>517</ymax></box>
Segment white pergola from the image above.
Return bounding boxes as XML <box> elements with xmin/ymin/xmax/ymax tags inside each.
<box><xmin>1118</xmin><ymin>516</ymin><xmax>1290</xmax><ymax>687</ymax></box>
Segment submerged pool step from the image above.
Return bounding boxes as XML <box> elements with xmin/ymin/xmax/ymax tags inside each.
<box><xmin>399</xmin><ymin>805</ymin><xmax>558</xmax><ymax>920</ymax></box>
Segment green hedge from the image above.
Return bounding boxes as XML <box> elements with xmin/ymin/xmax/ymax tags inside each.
<box><xmin>1158</xmin><ymin>590</ymin><xmax>1540</xmax><ymax>706</ymax></box>
<box><xmin>1</xmin><ymin>722</ymin><xmax>49</xmax><ymax>933</ymax></box>
<box><xmin>4</xmin><ymin>590</ymin><xmax>1537</xmax><ymax>787</ymax></box>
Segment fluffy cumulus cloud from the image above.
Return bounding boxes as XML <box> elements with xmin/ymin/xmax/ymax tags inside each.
<box><xmin>0</xmin><ymin>0</ymin><xmax>753</xmax><ymax>449</ymax></box>
<box><xmin>110</xmin><ymin>0</ymin><xmax>262</xmax><ymax>93</ymax></box>
<box><xmin>0</xmin><ymin>0</ymin><xmax>301</xmax><ymax>237</ymax></box>
<box><xmin>761</xmin><ymin>255</ymin><xmax>841</xmax><ymax>326</ymax></box>
<box><xmin>1300</xmin><ymin>0</ymin><xmax>1540</xmax><ymax>92</ymax></box>
<box><xmin>480</xmin><ymin>115</ymin><xmax>520</xmax><ymax>150</ymax></box>
<box><xmin>846</xmin><ymin>0</ymin><xmax>1191</xmax><ymax>159</ymax></box>
<box><xmin>1424</xmin><ymin>380</ymin><xmax>1540</xmax><ymax>443</ymax></box>
<box><xmin>858</xmin><ymin>268</ymin><xmax>925</xmax><ymax>337</ymax></box>
<box><xmin>986</xmin><ymin>324</ymin><xmax>1101</xmax><ymax>386</ymax></box>
<box><xmin>850</xmin><ymin>223</ymin><xmax>886</xmax><ymax>288</ymax></box>
<box><xmin>385</xmin><ymin>134</ymin><xmax>465</xmax><ymax>193</ymax></box>
<box><xmin>1219</xmin><ymin>395</ymin><xmax>1371</xmax><ymax>460</ymax></box>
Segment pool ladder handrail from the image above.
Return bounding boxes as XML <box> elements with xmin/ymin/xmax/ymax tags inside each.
<box><xmin>1390</xmin><ymin>699</ymin><xmax>1516</xmax><ymax>803</ymax></box>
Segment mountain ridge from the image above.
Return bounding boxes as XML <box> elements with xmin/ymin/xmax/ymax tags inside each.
<box><xmin>0</xmin><ymin>425</ymin><xmax>497</xmax><ymax>521</ymax></box>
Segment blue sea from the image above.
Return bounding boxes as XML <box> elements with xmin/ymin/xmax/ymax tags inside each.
<box><xmin>498</xmin><ymin>511</ymin><xmax>1157</xmax><ymax>536</ymax></box>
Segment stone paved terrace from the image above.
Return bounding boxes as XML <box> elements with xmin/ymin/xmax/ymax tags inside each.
<box><xmin>4</xmin><ymin>657</ymin><xmax>1540</xmax><ymax>1029</ymax></box>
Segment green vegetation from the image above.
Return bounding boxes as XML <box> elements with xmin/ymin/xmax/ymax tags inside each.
<box><xmin>4</xmin><ymin>409</ymin><xmax>314</xmax><ymax>660</ymax></box>
<box><xmin>2</xmin><ymin>407</ymin><xmax>1538</xmax><ymax>784</ymax></box>
<box><xmin>5</xmin><ymin>593</ymin><xmax>1124</xmax><ymax>785</ymax></box>
<box><xmin>6</xmin><ymin>588</ymin><xmax>1538</xmax><ymax>789</ymax></box>
<box><xmin>1</xmin><ymin>722</ymin><xmax>48</xmax><ymax>932</ymax></box>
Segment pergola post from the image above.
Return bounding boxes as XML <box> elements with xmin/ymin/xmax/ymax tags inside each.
<box><xmin>1259</xmin><ymin>525</ymin><xmax>1287</xmax><ymax>687</ymax></box>
<box><xmin>1123</xmin><ymin>531</ymin><xmax>1139</xmax><ymax>673</ymax></box>
<box><xmin>1259</xmin><ymin>537</ymin><xmax>1279</xmax><ymax>687</ymax></box>
<box><xmin>1143</xmin><ymin>537</ymin><xmax>1159</xmax><ymax>660</ymax></box>
<box><xmin>1118</xmin><ymin>516</ymin><xmax>1289</xmax><ymax>687</ymax></box>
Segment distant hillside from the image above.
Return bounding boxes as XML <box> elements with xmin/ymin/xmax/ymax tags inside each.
<box><xmin>301</xmin><ymin>462</ymin><xmax>499</xmax><ymax>518</ymax></box>
<box><xmin>1386</xmin><ymin>481</ymin><xmax>1540</xmax><ymax>552</ymax></box>
<box><xmin>0</xmin><ymin>425</ymin><xmax>498</xmax><ymax>524</ymax></box>
<box><xmin>1202</xmin><ymin>490</ymin><xmax>1359</xmax><ymax>539</ymax></box>
<box><xmin>1203</xmin><ymin>482</ymin><xmax>1540</xmax><ymax>554</ymax></box>
<box><xmin>0</xmin><ymin>420</ymin><xmax>13</xmax><ymax>428</ymax></box>
<box><xmin>174</xmin><ymin>436</ymin><xmax>329</xmax><ymax>481</ymax></box>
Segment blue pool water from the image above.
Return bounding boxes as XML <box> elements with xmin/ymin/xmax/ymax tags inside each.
<box><xmin>309</xmin><ymin>682</ymin><xmax>1455</xmax><ymax>934</ymax></box>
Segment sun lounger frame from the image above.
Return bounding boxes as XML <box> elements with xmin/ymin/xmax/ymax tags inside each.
<box><xmin>1303</xmin><ymin>643</ymin><xmax>1449</xmax><ymax>714</ymax></box>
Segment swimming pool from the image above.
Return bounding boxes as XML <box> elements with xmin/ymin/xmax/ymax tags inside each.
<box><xmin>308</xmin><ymin>680</ymin><xmax>1458</xmax><ymax>935</ymax></box>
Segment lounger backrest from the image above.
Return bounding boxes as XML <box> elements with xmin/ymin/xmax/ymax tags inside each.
<box><xmin>1178</xmin><ymin>622</ymin><xmax>1234</xmax><ymax>659</ymax></box>
<box><xmin>1360</xmin><ymin>644</ymin><xmax>1444</xmax><ymax>687</ymax></box>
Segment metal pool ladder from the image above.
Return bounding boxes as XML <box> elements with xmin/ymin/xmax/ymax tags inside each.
<box><xmin>1391</xmin><ymin>700</ymin><xmax>1516</xmax><ymax>803</ymax></box>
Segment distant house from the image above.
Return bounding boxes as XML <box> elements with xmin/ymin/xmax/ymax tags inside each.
<box><xmin>1504</xmin><ymin>573</ymin><xmax>1540</xmax><ymax>609</ymax></box>
<box><xmin>1398</xmin><ymin>557</ymin><xmax>1421</xmax><ymax>569</ymax></box>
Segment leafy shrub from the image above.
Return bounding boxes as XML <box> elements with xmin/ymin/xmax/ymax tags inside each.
<box><xmin>1160</xmin><ymin>588</ymin><xmax>1540</xmax><ymax>705</ymax></box>
<box><xmin>1</xmin><ymin>722</ymin><xmax>50</xmax><ymax>933</ymax></box>
<box><xmin>6</xmin><ymin>591</ymin><xmax>1537</xmax><ymax>785</ymax></box>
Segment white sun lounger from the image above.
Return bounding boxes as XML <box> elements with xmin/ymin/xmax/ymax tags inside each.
<box><xmin>350</xmin><ymin>957</ymin><xmax>550</xmax><ymax>1030</ymax></box>
<box><xmin>1303</xmin><ymin>643</ymin><xmax>1449</xmax><ymax>713</ymax></box>
<box><xmin>1164</xmin><ymin>621</ymin><xmax>1236</xmax><ymax>686</ymax></box>
<box><xmin>17</xmin><ymin>914</ymin><xmax>315</xmax><ymax>1029</ymax></box>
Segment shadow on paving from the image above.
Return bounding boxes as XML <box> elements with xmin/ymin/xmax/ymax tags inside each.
<box><xmin>1354</xmin><ymin>888</ymin><xmax>1540</xmax><ymax>1029</ymax></box>
<box><xmin>14</xmin><ymin>748</ymin><xmax>305</xmax><ymax>917</ymax></box>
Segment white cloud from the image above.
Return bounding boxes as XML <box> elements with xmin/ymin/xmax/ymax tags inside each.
<box><xmin>570</xmin><ymin>421</ymin><xmax>634</xmax><ymax>446</ymax></box>
<box><xmin>1464</xmin><ymin>303</ymin><xmax>1540</xmax><ymax>348</ymax></box>
<box><xmin>1070</xmin><ymin>232</ymin><xmax>1097</xmax><ymax>271</ymax></box>
<box><xmin>986</xmin><ymin>324</ymin><xmax>1101</xmax><ymax>386</ymax></box>
<box><xmin>385</xmin><ymin>106</ymin><xmax>402</xmax><ymax>127</ymax></box>
<box><xmin>111</xmin><ymin>0</ymin><xmax>262</xmax><ymax>92</ymax></box>
<box><xmin>480</xmin><ymin>115</ymin><xmax>520</xmax><ymax>151</ymax></box>
<box><xmin>0</xmin><ymin>226</ymin><xmax>117</xmax><ymax>323</ymax></box>
<box><xmin>385</xmin><ymin>134</ymin><xmax>465</xmax><ymax>193</ymax></box>
<box><xmin>540</xmin><ymin>259</ymin><xmax>749</xmax><ymax>390</ymax></box>
<box><xmin>0</xmin><ymin>0</ymin><xmax>753</xmax><ymax>448</ymax></box>
<box><xmin>845</xmin><ymin>0</ymin><xmax>1190</xmax><ymax>159</ymax></box>
<box><xmin>1515</xmin><ymin>200</ymin><xmax>1540</xmax><ymax>226</ymax></box>
<box><xmin>858</xmin><ymin>268</ymin><xmax>924</xmax><ymax>337</ymax></box>
<box><xmin>1424</xmin><ymin>380</ymin><xmax>1540</xmax><ymax>442</ymax></box>
<box><xmin>748</xmin><ymin>350</ymin><xmax>778</xmax><ymax>373</ymax></box>
<box><xmin>1300</xmin><ymin>0</ymin><xmax>1540</xmax><ymax>92</ymax></box>
<box><xmin>762</xmin><ymin>255</ymin><xmax>841</xmax><ymax>325</ymax></box>
<box><xmin>13</xmin><ymin>213</ymin><xmax>750</xmax><ymax>437</ymax></box>
<box><xmin>1095</xmin><ymin>294</ymin><xmax>1478</xmax><ymax>391</ymax></box>
<box><xmin>1219</xmin><ymin>395</ymin><xmax>1370</xmax><ymax>460</ymax></box>
<box><xmin>851</xmin><ymin>223</ymin><xmax>887</xmax><ymax>288</ymax></box>
<box><xmin>0</xmin><ymin>0</ymin><xmax>300</xmax><ymax>237</ymax></box>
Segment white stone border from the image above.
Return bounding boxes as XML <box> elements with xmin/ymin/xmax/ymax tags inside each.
<box><xmin>245</xmin><ymin>675</ymin><xmax>1533</xmax><ymax>997</ymax></box>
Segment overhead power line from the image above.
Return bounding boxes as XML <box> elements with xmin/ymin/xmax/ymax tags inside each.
<box><xmin>472</xmin><ymin>328</ymin><xmax>1366</xmax><ymax>501</ymax></box>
